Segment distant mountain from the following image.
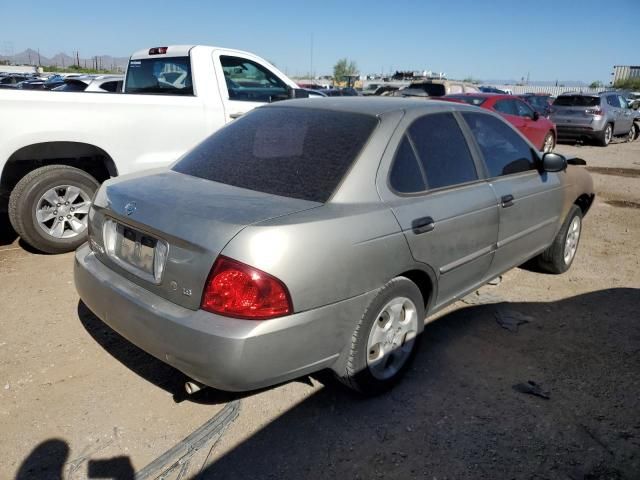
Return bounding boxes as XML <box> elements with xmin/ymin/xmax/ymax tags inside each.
<box><xmin>0</xmin><ymin>48</ymin><xmax>129</xmax><ymax>71</ymax></box>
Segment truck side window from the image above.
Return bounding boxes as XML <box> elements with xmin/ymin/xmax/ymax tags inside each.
<box><xmin>220</xmin><ymin>56</ymin><xmax>288</xmax><ymax>102</ymax></box>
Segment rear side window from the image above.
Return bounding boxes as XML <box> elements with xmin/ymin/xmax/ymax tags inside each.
<box><xmin>553</xmin><ymin>96</ymin><xmax>599</xmax><ymax>107</ymax></box>
<box><xmin>389</xmin><ymin>113</ymin><xmax>478</xmax><ymax>193</ymax></box>
<box><xmin>389</xmin><ymin>136</ymin><xmax>426</xmax><ymax>193</ymax></box>
<box><xmin>462</xmin><ymin>112</ymin><xmax>536</xmax><ymax>177</ymax></box>
<box><xmin>125</xmin><ymin>56</ymin><xmax>193</xmax><ymax>95</ymax></box>
<box><xmin>173</xmin><ymin>107</ymin><xmax>377</xmax><ymax>203</ymax></box>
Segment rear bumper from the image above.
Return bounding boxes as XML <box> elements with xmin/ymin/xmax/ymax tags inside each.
<box><xmin>74</xmin><ymin>244</ymin><xmax>374</xmax><ymax>392</ymax></box>
<box><xmin>555</xmin><ymin>125</ymin><xmax>601</xmax><ymax>139</ymax></box>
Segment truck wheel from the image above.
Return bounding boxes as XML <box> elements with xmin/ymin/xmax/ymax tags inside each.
<box><xmin>8</xmin><ymin>165</ymin><xmax>99</xmax><ymax>254</ymax></box>
<box><xmin>336</xmin><ymin>277</ymin><xmax>424</xmax><ymax>396</ymax></box>
<box><xmin>536</xmin><ymin>205</ymin><xmax>582</xmax><ymax>274</ymax></box>
<box><xmin>596</xmin><ymin>123</ymin><xmax>613</xmax><ymax>147</ymax></box>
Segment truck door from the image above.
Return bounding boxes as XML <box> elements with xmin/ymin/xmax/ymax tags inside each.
<box><xmin>212</xmin><ymin>51</ymin><xmax>298</xmax><ymax>123</ymax></box>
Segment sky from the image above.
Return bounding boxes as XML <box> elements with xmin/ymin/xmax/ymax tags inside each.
<box><xmin>1</xmin><ymin>0</ymin><xmax>638</xmax><ymax>83</ymax></box>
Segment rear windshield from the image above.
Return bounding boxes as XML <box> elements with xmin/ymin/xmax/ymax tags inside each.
<box><xmin>124</xmin><ymin>56</ymin><xmax>193</xmax><ymax>95</ymax></box>
<box><xmin>410</xmin><ymin>83</ymin><xmax>446</xmax><ymax>96</ymax></box>
<box><xmin>553</xmin><ymin>95</ymin><xmax>599</xmax><ymax>107</ymax></box>
<box><xmin>173</xmin><ymin>107</ymin><xmax>378</xmax><ymax>202</ymax></box>
<box><xmin>446</xmin><ymin>95</ymin><xmax>486</xmax><ymax>106</ymax></box>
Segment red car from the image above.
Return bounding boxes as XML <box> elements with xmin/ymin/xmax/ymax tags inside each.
<box><xmin>440</xmin><ymin>94</ymin><xmax>557</xmax><ymax>152</ymax></box>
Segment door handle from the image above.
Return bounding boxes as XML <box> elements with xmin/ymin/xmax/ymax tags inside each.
<box><xmin>501</xmin><ymin>194</ymin><xmax>514</xmax><ymax>208</ymax></box>
<box><xmin>411</xmin><ymin>216</ymin><xmax>435</xmax><ymax>234</ymax></box>
<box><xmin>229</xmin><ymin>112</ymin><xmax>244</xmax><ymax>119</ymax></box>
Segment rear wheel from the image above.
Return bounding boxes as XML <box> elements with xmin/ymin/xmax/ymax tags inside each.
<box><xmin>629</xmin><ymin>123</ymin><xmax>639</xmax><ymax>142</ymax></box>
<box><xmin>337</xmin><ymin>277</ymin><xmax>424</xmax><ymax>395</ymax></box>
<box><xmin>542</xmin><ymin>132</ymin><xmax>555</xmax><ymax>152</ymax></box>
<box><xmin>8</xmin><ymin>165</ymin><xmax>99</xmax><ymax>254</ymax></box>
<box><xmin>596</xmin><ymin>123</ymin><xmax>613</xmax><ymax>147</ymax></box>
<box><xmin>536</xmin><ymin>205</ymin><xmax>582</xmax><ymax>274</ymax></box>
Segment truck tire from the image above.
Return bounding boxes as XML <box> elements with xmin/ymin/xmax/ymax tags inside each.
<box><xmin>536</xmin><ymin>205</ymin><xmax>582</xmax><ymax>274</ymax></box>
<box><xmin>336</xmin><ymin>277</ymin><xmax>424</xmax><ymax>396</ymax></box>
<box><xmin>8</xmin><ymin>165</ymin><xmax>99</xmax><ymax>254</ymax></box>
<box><xmin>595</xmin><ymin>123</ymin><xmax>613</xmax><ymax>147</ymax></box>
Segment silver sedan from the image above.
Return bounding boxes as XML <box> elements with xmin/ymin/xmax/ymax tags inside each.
<box><xmin>75</xmin><ymin>98</ymin><xmax>594</xmax><ymax>395</ymax></box>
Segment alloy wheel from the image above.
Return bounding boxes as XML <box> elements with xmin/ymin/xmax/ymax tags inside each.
<box><xmin>36</xmin><ymin>185</ymin><xmax>92</xmax><ymax>239</ymax></box>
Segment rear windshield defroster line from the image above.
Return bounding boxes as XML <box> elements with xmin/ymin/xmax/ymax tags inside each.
<box><xmin>172</xmin><ymin>107</ymin><xmax>379</xmax><ymax>203</ymax></box>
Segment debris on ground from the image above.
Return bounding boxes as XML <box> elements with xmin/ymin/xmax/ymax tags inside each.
<box><xmin>512</xmin><ymin>381</ymin><xmax>550</xmax><ymax>400</ymax></box>
<box><xmin>493</xmin><ymin>306</ymin><xmax>534</xmax><ymax>332</ymax></box>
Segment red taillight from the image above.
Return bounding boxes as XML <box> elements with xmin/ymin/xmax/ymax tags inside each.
<box><xmin>148</xmin><ymin>47</ymin><xmax>168</xmax><ymax>55</ymax></box>
<box><xmin>585</xmin><ymin>108</ymin><xmax>603</xmax><ymax>116</ymax></box>
<box><xmin>201</xmin><ymin>256</ymin><xmax>292</xmax><ymax>320</ymax></box>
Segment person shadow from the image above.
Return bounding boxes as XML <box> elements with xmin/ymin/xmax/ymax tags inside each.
<box><xmin>15</xmin><ymin>439</ymin><xmax>135</xmax><ymax>480</ymax></box>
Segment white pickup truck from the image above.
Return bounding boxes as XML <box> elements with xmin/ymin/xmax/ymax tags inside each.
<box><xmin>0</xmin><ymin>45</ymin><xmax>307</xmax><ymax>253</ymax></box>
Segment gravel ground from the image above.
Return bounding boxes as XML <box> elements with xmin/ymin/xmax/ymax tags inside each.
<box><xmin>0</xmin><ymin>138</ymin><xmax>638</xmax><ymax>480</ymax></box>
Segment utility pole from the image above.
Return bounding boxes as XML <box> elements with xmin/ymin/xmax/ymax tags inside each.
<box><xmin>37</xmin><ymin>48</ymin><xmax>41</xmax><ymax>67</ymax></box>
<box><xmin>310</xmin><ymin>33</ymin><xmax>314</xmax><ymax>80</ymax></box>
<box><xmin>76</xmin><ymin>50</ymin><xmax>80</xmax><ymax>67</ymax></box>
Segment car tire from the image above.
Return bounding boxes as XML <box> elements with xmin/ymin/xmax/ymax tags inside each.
<box><xmin>626</xmin><ymin>124</ymin><xmax>637</xmax><ymax>143</ymax></box>
<box><xmin>536</xmin><ymin>205</ymin><xmax>582</xmax><ymax>274</ymax></box>
<box><xmin>336</xmin><ymin>277</ymin><xmax>425</xmax><ymax>395</ymax></box>
<box><xmin>631</xmin><ymin>122</ymin><xmax>640</xmax><ymax>141</ymax></box>
<box><xmin>8</xmin><ymin>165</ymin><xmax>99</xmax><ymax>254</ymax></box>
<box><xmin>596</xmin><ymin>123</ymin><xmax>613</xmax><ymax>147</ymax></box>
<box><xmin>542</xmin><ymin>131</ymin><xmax>555</xmax><ymax>152</ymax></box>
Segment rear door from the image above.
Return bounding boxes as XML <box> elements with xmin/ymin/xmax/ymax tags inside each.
<box><xmin>378</xmin><ymin>112</ymin><xmax>499</xmax><ymax>308</ymax></box>
<box><xmin>606</xmin><ymin>95</ymin><xmax>624</xmax><ymax>134</ymax></box>
<box><xmin>460</xmin><ymin>111</ymin><xmax>564</xmax><ymax>278</ymax></box>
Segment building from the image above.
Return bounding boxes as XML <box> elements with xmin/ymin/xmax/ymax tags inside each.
<box><xmin>612</xmin><ymin>65</ymin><xmax>640</xmax><ymax>84</ymax></box>
<box><xmin>0</xmin><ymin>65</ymin><xmax>42</xmax><ymax>74</ymax></box>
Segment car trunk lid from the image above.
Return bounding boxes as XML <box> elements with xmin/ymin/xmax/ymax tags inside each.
<box><xmin>91</xmin><ymin>170</ymin><xmax>320</xmax><ymax>310</ymax></box>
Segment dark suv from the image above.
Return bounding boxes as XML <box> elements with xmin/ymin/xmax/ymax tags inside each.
<box><xmin>550</xmin><ymin>92</ymin><xmax>637</xmax><ymax>146</ymax></box>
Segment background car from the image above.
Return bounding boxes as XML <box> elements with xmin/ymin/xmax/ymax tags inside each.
<box><xmin>550</xmin><ymin>92</ymin><xmax>636</xmax><ymax>146</ymax></box>
<box><xmin>440</xmin><ymin>93</ymin><xmax>557</xmax><ymax>152</ymax></box>
<box><xmin>75</xmin><ymin>98</ymin><xmax>593</xmax><ymax>396</ymax></box>
<box><xmin>479</xmin><ymin>86</ymin><xmax>507</xmax><ymax>94</ymax></box>
<box><xmin>518</xmin><ymin>93</ymin><xmax>553</xmax><ymax>117</ymax></box>
<box><xmin>52</xmin><ymin>75</ymin><xmax>124</xmax><ymax>93</ymax></box>
<box><xmin>407</xmin><ymin>79</ymin><xmax>479</xmax><ymax>96</ymax></box>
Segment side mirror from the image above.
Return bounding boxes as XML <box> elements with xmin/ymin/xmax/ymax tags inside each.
<box><xmin>289</xmin><ymin>88</ymin><xmax>309</xmax><ymax>99</ymax></box>
<box><xmin>541</xmin><ymin>152</ymin><xmax>567</xmax><ymax>172</ymax></box>
<box><xmin>532</xmin><ymin>111</ymin><xmax>540</xmax><ymax>121</ymax></box>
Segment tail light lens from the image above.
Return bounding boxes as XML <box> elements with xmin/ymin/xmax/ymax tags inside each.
<box><xmin>585</xmin><ymin>108</ymin><xmax>603</xmax><ymax>116</ymax></box>
<box><xmin>201</xmin><ymin>256</ymin><xmax>292</xmax><ymax>320</ymax></box>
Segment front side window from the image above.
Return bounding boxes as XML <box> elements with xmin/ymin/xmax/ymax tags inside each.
<box><xmin>125</xmin><ymin>56</ymin><xmax>193</xmax><ymax>95</ymax></box>
<box><xmin>221</xmin><ymin>56</ymin><xmax>288</xmax><ymax>102</ymax></box>
<box><xmin>617</xmin><ymin>96</ymin><xmax>629</xmax><ymax>109</ymax></box>
<box><xmin>173</xmin><ymin>107</ymin><xmax>377</xmax><ymax>203</ymax></box>
<box><xmin>494</xmin><ymin>99</ymin><xmax>518</xmax><ymax>116</ymax></box>
<box><xmin>515</xmin><ymin>100</ymin><xmax>535</xmax><ymax>118</ymax></box>
<box><xmin>462</xmin><ymin>112</ymin><xmax>536</xmax><ymax>177</ymax></box>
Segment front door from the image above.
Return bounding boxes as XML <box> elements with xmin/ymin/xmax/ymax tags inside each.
<box><xmin>212</xmin><ymin>51</ymin><xmax>296</xmax><ymax>123</ymax></box>
<box><xmin>378</xmin><ymin>112</ymin><xmax>500</xmax><ymax>308</ymax></box>
<box><xmin>460</xmin><ymin>111</ymin><xmax>564</xmax><ymax>278</ymax></box>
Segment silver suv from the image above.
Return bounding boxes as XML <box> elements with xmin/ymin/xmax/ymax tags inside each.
<box><xmin>550</xmin><ymin>92</ymin><xmax>637</xmax><ymax>146</ymax></box>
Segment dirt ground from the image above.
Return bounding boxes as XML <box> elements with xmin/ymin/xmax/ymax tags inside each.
<box><xmin>1</xmin><ymin>138</ymin><xmax>639</xmax><ymax>480</ymax></box>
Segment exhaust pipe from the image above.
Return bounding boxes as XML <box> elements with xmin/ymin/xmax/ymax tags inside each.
<box><xmin>185</xmin><ymin>381</ymin><xmax>205</xmax><ymax>395</ymax></box>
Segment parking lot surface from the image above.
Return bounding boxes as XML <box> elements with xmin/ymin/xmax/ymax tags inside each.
<box><xmin>1</xmin><ymin>139</ymin><xmax>639</xmax><ymax>479</ymax></box>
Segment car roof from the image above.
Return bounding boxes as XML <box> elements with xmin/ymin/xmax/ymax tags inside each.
<box><xmin>263</xmin><ymin>97</ymin><xmax>485</xmax><ymax>116</ymax></box>
<box><xmin>445</xmin><ymin>93</ymin><xmax>512</xmax><ymax>99</ymax></box>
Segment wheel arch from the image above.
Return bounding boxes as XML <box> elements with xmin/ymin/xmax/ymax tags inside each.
<box><xmin>397</xmin><ymin>268</ymin><xmax>436</xmax><ymax>312</ymax></box>
<box><xmin>1</xmin><ymin>141</ymin><xmax>117</xmax><ymax>192</ymax></box>
<box><xmin>574</xmin><ymin>193</ymin><xmax>595</xmax><ymax>216</ymax></box>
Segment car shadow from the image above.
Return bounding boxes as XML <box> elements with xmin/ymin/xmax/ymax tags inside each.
<box><xmin>21</xmin><ymin>289</ymin><xmax>639</xmax><ymax>479</ymax></box>
<box><xmin>0</xmin><ymin>211</ymin><xmax>18</xmax><ymax>247</ymax></box>
<box><xmin>190</xmin><ymin>288</ymin><xmax>639</xmax><ymax>479</ymax></box>
<box><xmin>77</xmin><ymin>301</ymin><xmax>291</xmax><ymax>405</ymax></box>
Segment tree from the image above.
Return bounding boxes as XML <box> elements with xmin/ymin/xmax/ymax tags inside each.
<box><xmin>614</xmin><ymin>78</ymin><xmax>640</xmax><ymax>90</ymax></box>
<box><xmin>333</xmin><ymin>58</ymin><xmax>358</xmax><ymax>84</ymax></box>
<box><xmin>589</xmin><ymin>81</ymin><xmax>603</xmax><ymax>89</ymax></box>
